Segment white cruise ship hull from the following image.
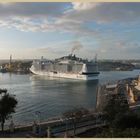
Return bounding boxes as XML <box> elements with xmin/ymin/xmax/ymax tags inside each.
<box><xmin>30</xmin><ymin>67</ymin><xmax>98</xmax><ymax>81</ymax></box>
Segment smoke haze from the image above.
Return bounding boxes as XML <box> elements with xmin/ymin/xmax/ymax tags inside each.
<box><xmin>71</xmin><ymin>41</ymin><xmax>83</xmax><ymax>54</ymax></box>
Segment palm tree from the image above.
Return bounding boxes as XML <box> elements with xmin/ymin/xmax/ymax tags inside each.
<box><xmin>0</xmin><ymin>89</ymin><xmax>17</xmax><ymax>132</ymax></box>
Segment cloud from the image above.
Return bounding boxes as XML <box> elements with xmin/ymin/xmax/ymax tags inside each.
<box><xmin>0</xmin><ymin>2</ymin><xmax>139</xmax><ymax>33</ymax></box>
<box><xmin>0</xmin><ymin>2</ymin><xmax>140</xmax><ymax>59</ymax></box>
<box><xmin>71</xmin><ymin>2</ymin><xmax>99</xmax><ymax>11</ymax></box>
<box><xmin>35</xmin><ymin>39</ymin><xmax>100</xmax><ymax>59</ymax></box>
<box><xmin>0</xmin><ymin>3</ymin><xmax>70</xmax><ymax>17</ymax></box>
<box><xmin>0</xmin><ymin>2</ymin><xmax>73</xmax><ymax>32</ymax></box>
<box><xmin>47</xmin><ymin>2</ymin><xmax>140</xmax><ymax>40</ymax></box>
<box><xmin>0</xmin><ymin>2</ymin><xmax>139</xmax><ymax>37</ymax></box>
<box><xmin>68</xmin><ymin>2</ymin><xmax>140</xmax><ymax>23</ymax></box>
<box><xmin>95</xmin><ymin>38</ymin><xmax>140</xmax><ymax>59</ymax></box>
<box><xmin>36</xmin><ymin>40</ymin><xmax>72</xmax><ymax>58</ymax></box>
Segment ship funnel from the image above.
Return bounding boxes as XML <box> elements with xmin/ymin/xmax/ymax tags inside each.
<box><xmin>82</xmin><ymin>64</ymin><xmax>87</xmax><ymax>73</ymax></box>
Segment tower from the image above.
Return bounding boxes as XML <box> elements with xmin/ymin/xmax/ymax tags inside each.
<box><xmin>95</xmin><ymin>53</ymin><xmax>97</xmax><ymax>63</ymax></box>
<box><xmin>95</xmin><ymin>53</ymin><xmax>98</xmax><ymax>71</ymax></box>
<box><xmin>138</xmin><ymin>75</ymin><xmax>140</xmax><ymax>86</ymax></box>
<box><xmin>9</xmin><ymin>54</ymin><xmax>12</xmax><ymax>69</ymax></box>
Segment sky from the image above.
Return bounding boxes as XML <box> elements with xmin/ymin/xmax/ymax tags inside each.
<box><xmin>0</xmin><ymin>2</ymin><xmax>140</xmax><ymax>60</ymax></box>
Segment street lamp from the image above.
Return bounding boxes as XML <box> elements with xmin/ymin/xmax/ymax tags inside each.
<box><xmin>35</xmin><ymin>111</ymin><xmax>41</xmax><ymax>136</ymax></box>
<box><xmin>61</xmin><ymin>117</ymin><xmax>68</xmax><ymax>137</ymax></box>
<box><xmin>9</xmin><ymin>116</ymin><xmax>14</xmax><ymax>133</ymax></box>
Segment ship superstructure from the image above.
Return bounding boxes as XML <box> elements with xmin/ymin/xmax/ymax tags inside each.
<box><xmin>30</xmin><ymin>54</ymin><xmax>100</xmax><ymax>80</ymax></box>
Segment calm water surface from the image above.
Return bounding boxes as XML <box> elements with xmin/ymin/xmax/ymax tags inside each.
<box><xmin>0</xmin><ymin>70</ymin><xmax>140</xmax><ymax>125</ymax></box>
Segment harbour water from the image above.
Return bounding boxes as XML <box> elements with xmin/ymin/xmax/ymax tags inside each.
<box><xmin>0</xmin><ymin>70</ymin><xmax>140</xmax><ymax>126</ymax></box>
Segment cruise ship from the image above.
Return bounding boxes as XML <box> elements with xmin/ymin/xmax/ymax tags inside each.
<box><xmin>30</xmin><ymin>54</ymin><xmax>100</xmax><ymax>80</ymax></box>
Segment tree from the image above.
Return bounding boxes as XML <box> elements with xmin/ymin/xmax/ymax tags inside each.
<box><xmin>0</xmin><ymin>89</ymin><xmax>7</xmax><ymax>95</ymax></box>
<box><xmin>102</xmin><ymin>93</ymin><xmax>129</xmax><ymax>125</ymax></box>
<box><xmin>63</xmin><ymin>107</ymin><xmax>89</xmax><ymax>136</ymax></box>
<box><xmin>95</xmin><ymin>83</ymin><xmax>140</xmax><ymax>138</ymax></box>
<box><xmin>96</xmin><ymin>128</ymin><xmax>140</xmax><ymax>138</ymax></box>
<box><xmin>0</xmin><ymin>89</ymin><xmax>17</xmax><ymax>132</ymax></box>
<box><xmin>114</xmin><ymin>112</ymin><xmax>139</xmax><ymax>128</ymax></box>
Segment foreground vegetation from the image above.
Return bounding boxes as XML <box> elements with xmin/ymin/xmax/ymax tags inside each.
<box><xmin>99</xmin><ymin>91</ymin><xmax>140</xmax><ymax>137</ymax></box>
<box><xmin>0</xmin><ymin>89</ymin><xmax>17</xmax><ymax>132</ymax></box>
<box><xmin>78</xmin><ymin>92</ymin><xmax>140</xmax><ymax>137</ymax></box>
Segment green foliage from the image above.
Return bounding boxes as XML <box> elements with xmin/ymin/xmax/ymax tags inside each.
<box><xmin>0</xmin><ymin>89</ymin><xmax>7</xmax><ymax>94</ymax></box>
<box><xmin>113</xmin><ymin>111</ymin><xmax>140</xmax><ymax>129</ymax></box>
<box><xmin>97</xmin><ymin>104</ymin><xmax>140</xmax><ymax>137</ymax></box>
<box><xmin>103</xmin><ymin>94</ymin><xmax>129</xmax><ymax>124</ymax></box>
<box><xmin>0</xmin><ymin>90</ymin><xmax>18</xmax><ymax>132</ymax></box>
<box><xmin>96</xmin><ymin>128</ymin><xmax>140</xmax><ymax>138</ymax></box>
<box><xmin>97</xmin><ymin>89</ymin><xmax>140</xmax><ymax>137</ymax></box>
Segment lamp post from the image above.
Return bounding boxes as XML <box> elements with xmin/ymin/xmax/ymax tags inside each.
<box><xmin>65</xmin><ymin>118</ymin><xmax>68</xmax><ymax>137</ymax></box>
<box><xmin>9</xmin><ymin>116</ymin><xmax>14</xmax><ymax>133</ymax></box>
<box><xmin>32</xmin><ymin>120</ymin><xmax>37</xmax><ymax>134</ymax></box>
<box><xmin>35</xmin><ymin>111</ymin><xmax>41</xmax><ymax>136</ymax></box>
<box><xmin>47</xmin><ymin>126</ymin><xmax>51</xmax><ymax>138</ymax></box>
<box><xmin>61</xmin><ymin>117</ymin><xmax>68</xmax><ymax>137</ymax></box>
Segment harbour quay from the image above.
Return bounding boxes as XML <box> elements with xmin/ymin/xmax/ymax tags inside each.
<box><xmin>0</xmin><ymin>112</ymin><xmax>106</xmax><ymax>138</ymax></box>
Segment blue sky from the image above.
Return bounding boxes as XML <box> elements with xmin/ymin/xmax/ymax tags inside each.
<box><xmin>0</xmin><ymin>2</ymin><xmax>140</xmax><ymax>60</ymax></box>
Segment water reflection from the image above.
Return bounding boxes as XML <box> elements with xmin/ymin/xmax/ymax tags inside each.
<box><xmin>29</xmin><ymin>74</ymin><xmax>98</xmax><ymax>119</ymax></box>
